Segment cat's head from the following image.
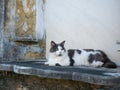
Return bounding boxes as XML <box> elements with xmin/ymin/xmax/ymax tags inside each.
<box><xmin>50</xmin><ymin>41</ymin><xmax>66</xmax><ymax>56</ymax></box>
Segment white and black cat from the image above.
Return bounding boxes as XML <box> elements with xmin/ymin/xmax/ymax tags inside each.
<box><xmin>45</xmin><ymin>41</ymin><xmax>117</xmax><ymax>68</ymax></box>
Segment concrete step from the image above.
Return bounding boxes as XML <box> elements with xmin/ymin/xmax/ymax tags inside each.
<box><xmin>0</xmin><ymin>60</ymin><xmax>120</xmax><ymax>86</ymax></box>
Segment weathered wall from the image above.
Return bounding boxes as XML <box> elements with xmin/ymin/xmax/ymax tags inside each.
<box><xmin>45</xmin><ymin>0</ymin><xmax>120</xmax><ymax>62</ymax></box>
<box><xmin>2</xmin><ymin>0</ymin><xmax>46</xmax><ymax>61</ymax></box>
<box><xmin>15</xmin><ymin>0</ymin><xmax>36</xmax><ymax>39</ymax></box>
<box><xmin>0</xmin><ymin>71</ymin><xmax>119</xmax><ymax>90</ymax></box>
<box><xmin>0</xmin><ymin>0</ymin><xmax>4</xmax><ymax>60</ymax></box>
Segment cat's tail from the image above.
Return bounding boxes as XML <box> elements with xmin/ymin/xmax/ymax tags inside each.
<box><xmin>103</xmin><ymin>61</ymin><xmax>117</xmax><ymax>68</ymax></box>
<box><xmin>98</xmin><ymin>50</ymin><xmax>117</xmax><ymax>68</ymax></box>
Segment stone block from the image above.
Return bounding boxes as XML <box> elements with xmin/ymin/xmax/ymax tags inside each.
<box><xmin>0</xmin><ymin>61</ymin><xmax>120</xmax><ymax>86</ymax></box>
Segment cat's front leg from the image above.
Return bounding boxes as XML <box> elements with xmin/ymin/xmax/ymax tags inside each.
<box><xmin>44</xmin><ymin>59</ymin><xmax>52</xmax><ymax>65</ymax></box>
<box><xmin>45</xmin><ymin>61</ymin><xmax>56</xmax><ymax>66</ymax></box>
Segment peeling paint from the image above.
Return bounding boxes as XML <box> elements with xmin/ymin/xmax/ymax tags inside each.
<box><xmin>22</xmin><ymin>22</ymin><xmax>28</xmax><ymax>32</ymax></box>
<box><xmin>27</xmin><ymin>45</ymin><xmax>43</xmax><ymax>53</ymax></box>
<box><xmin>15</xmin><ymin>0</ymin><xmax>36</xmax><ymax>38</ymax></box>
<box><xmin>2</xmin><ymin>0</ymin><xmax>46</xmax><ymax>61</ymax></box>
<box><xmin>22</xmin><ymin>0</ymin><xmax>30</xmax><ymax>13</ymax></box>
<box><xmin>32</xmin><ymin>5</ymin><xmax>36</xmax><ymax>11</ymax></box>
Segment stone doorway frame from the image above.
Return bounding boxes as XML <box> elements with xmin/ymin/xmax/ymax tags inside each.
<box><xmin>0</xmin><ymin>0</ymin><xmax>46</xmax><ymax>61</ymax></box>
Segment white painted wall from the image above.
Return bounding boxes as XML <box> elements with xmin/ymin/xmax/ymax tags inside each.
<box><xmin>44</xmin><ymin>0</ymin><xmax>120</xmax><ymax>62</ymax></box>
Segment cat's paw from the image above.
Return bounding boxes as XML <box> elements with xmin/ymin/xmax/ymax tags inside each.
<box><xmin>45</xmin><ymin>62</ymin><xmax>49</xmax><ymax>65</ymax></box>
<box><xmin>55</xmin><ymin>63</ymin><xmax>61</xmax><ymax>66</ymax></box>
<box><xmin>92</xmin><ymin>61</ymin><xmax>103</xmax><ymax>67</ymax></box>
<box><xmin>45</xmin><ymin>62</ymin><xmax>56</xmax><ymax>66</ymax></box>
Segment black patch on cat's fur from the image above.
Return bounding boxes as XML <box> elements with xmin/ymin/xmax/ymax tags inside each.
<box><xmin>96</xmin><ymin>50</ymin><xmax>108</xmax><ymax>62</ymax></box>
<box><xmin>83</xmin><ymin>49</ymin><xmax>94</xmax><ymax>52</ymax></box>
<box><xmin>88</xmin><ymin>54</ymin><xmax>94</xmax><ymax>63</ymax></box>
<box><xmin>88</xmin><ymin>53</ymin><xmax>104</xmax><ymax>64</ymax></box>
<box><xmin>88</xmin><ymin>50</ymin><xmax>117</xmax><ymax>68</ymax></box>
<box><xmin>59</xmin><ymin>44</ymin><xmax>66</xmax><ymax>52</ymax></box>
<box><xmin>50</xmin><ymin>44</ymin><xmax>57</xmax><ymax>52</ymax></box>
<box><xmin>55</xmin><ymin>63</ymin><xmax>61</xmax><ymax>66</ymax></box>
<box><xmin>76</xmin><ymin>49</ymin><xmax>81</xmax><ymax>54</ymax></box>
<box><xmin>68</xmin><ymin>49</ymin><xmax>75</xmax><ymax>66</ymax></box>
<box><xmin>96</xmin><ymin>50</ymin><xmax>117</xmax><ymax>68</ymax></box>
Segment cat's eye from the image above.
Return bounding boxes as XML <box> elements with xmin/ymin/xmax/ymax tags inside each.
<box><xmin>56</xmin><ymin>48</ymin><xmax>58</xmax><ymax>50</ymax></box>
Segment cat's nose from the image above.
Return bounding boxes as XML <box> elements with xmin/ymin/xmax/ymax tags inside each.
<box><xmin>58</xmin><ymin>54</ymin><xmax>62</xmax><ymax>56</ymax></box>
<box><xmin>58</xmin><ymin>52</ymin><xmax>62</xmax><ymax>56</ymax></box>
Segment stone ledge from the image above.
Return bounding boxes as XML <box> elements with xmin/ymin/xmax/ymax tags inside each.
<box><xmin>0</xmin><ymin>61</ymin><xmax>120</xmax><ymax>86</ymax></box>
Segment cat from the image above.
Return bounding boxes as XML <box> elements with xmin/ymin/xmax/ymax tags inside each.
<box><xmin>45</xmin><ymin>41</ymin><xmax>117</xmax><ymax>68</ymax></box>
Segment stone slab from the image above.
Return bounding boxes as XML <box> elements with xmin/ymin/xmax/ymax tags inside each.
<box><xmin>0</xmin><ymin>61</ymin><xmax>120</xmax><ymax>86</ymax></box>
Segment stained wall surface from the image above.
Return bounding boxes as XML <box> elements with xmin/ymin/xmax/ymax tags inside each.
<box><xmin>0</xmin><ymin>0</ymin><xmax>45</xmax><ymax>61</ymax></box>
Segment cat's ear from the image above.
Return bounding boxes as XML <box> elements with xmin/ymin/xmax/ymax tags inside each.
<box><xmin>51</xmin><ymin>41</ymin><xmax>56</xmax><ymax>47</ymax></box>
<box><xmin>61</xmin><ymin>40</ymin><xmax>65</xmax><ymax>46</ymax></box>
